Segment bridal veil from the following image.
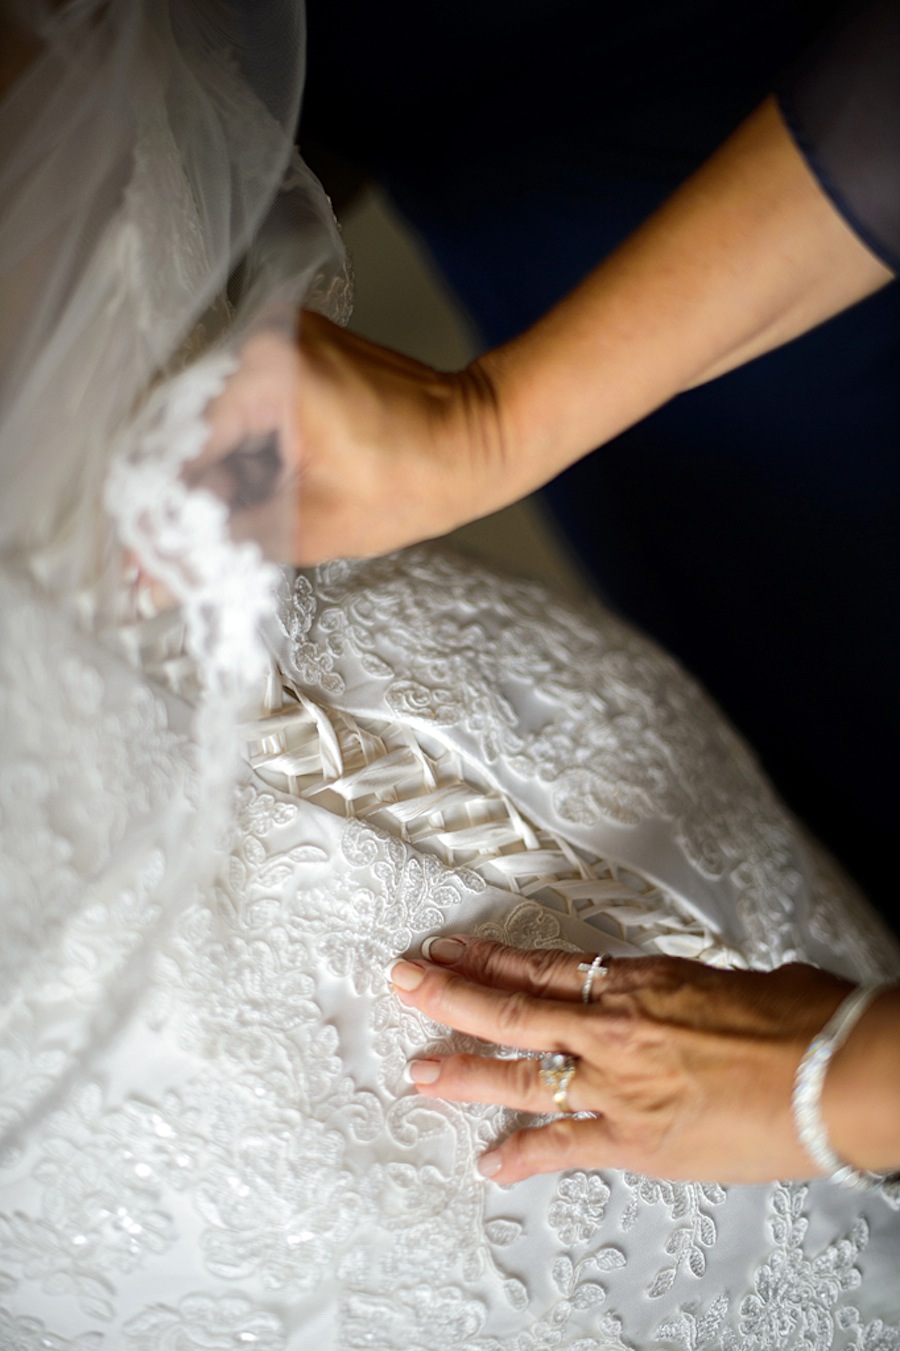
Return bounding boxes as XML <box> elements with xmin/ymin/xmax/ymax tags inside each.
<box><xmin>0</xmin><ymin>0</ymin><xmax>346</xmax><ymax>1148</ymax></box>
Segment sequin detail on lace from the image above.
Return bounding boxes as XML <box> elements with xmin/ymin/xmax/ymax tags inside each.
<box><xmin>122</xmin><ymin>1294</ymin><xmax>287</xmax><ymax>1351</ymax></box>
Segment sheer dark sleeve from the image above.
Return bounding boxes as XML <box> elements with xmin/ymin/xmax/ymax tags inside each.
<box><xmin>777</xmin><ymin>0</ymin><xmax>900</xmax><ymax>274</ymax></box>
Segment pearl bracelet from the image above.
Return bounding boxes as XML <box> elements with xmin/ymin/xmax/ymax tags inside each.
<box><xmin>792</xmin><ymin>983</ymin><xmax>895</xmax><ymax>1192</ymax></box>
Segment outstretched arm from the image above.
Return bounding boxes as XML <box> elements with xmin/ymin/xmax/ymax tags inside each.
<box><xmin>291</xmin><ymin>95</ymin><xmax>892</xmax><ymax>564</ymax></box>
<box><xmin>477</xmin><ymin>95</ymin><xmax>891</xmax><ymax>502</ymax></box>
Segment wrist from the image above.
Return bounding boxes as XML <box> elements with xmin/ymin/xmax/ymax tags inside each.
<box><xmin>449</xmin><ymin>356</ymin><xmax>519</xmax><ymax>518</ymax></box>
<box><xmin>821</xmin><ymin>984</ymin><xmax>900</xmax><ymax>1175</ymax></box>
<box><xmin>464</xmin><ymin>347</ymin><xmax>555</xmax><ymax>508</ymax></box>
<box><xmin>470</xmin><ymin>330</ymin><xmax>662</xmax><ymax>505</ymax></box>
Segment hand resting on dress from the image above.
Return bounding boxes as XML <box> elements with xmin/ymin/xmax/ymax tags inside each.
<box><xmin>388</xmin><ymin>937</ymin><xmax>900</xmax><ymax>1186</ymax></box>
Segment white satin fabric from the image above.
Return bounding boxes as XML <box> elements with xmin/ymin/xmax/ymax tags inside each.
<box><xmin>3</xmin><ymin>544</ymin><xmax>900</xmax><ymax>1348</ymax></box>
<box><xmin>2</xmin><ymin>2</ymin><xmax>900</xmax><ymax>1348</ymax></box>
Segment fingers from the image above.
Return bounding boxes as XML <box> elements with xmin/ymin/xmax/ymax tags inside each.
<box><xmin>386</xmin><ymin>940</ymin><xmax>691</xmax><ymax>1056</ymax></box>
<box><xmin>388</xmin><ymin>957</ymin><xmax>586</xmax><ymax>1054</ymax></box>
<box><xmin>478</xmin><ymin>1117</ymin><xmax>617</xmax><ymax>1184</ymax></box>
<box><xmin>385</xmin><ymin>939</ymin><xmax>715</xmax><ymax>1185</ymax></box>
<box><xmin>408</xmin><ymin>1051</ymin><xmax>593</xmax><ymax>1116</ymax></box>
<box><xmin>419</xmin><ymin>935</ymin><xmax>614</xmax><ymax>1002</ymax></box>
<box><xmin>420</xmin><ymin>937</ymin><xmax>760</xmax><ymax>1032</ymax></box>
<box><xmin>406</xmin><ymin>1051</ymin><xmax>624</xmax><ymax>1183</ymax></box>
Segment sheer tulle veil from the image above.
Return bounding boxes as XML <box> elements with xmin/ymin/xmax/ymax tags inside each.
<box><xmin>0</xmin><ymin>0</ymin><xmax>347</xmax><ymax>1153</ymax></box>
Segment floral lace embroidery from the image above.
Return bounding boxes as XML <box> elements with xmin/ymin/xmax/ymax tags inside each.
<box><xmin>4</xmin><ymin>558</ymin><xmax>899</xmax><ymax>1342</ymax></box>
<box><xmin>0</xmin><ymin>580</ymin><xmax>186</xmax><ymax>999</ymax></box>
<box><xmin>244</xmin><ymin>671</ymin><xmax>737</xmax><ymax>968</ymax></box>
<box><xmin>803</xmin><ymin>846</ymin><xmax>900</xmax><ymax>985</ymax></box>
<box><xmin>0</xmin><ymin>571</ymin><xmax>193</xmax><ymax>1161</ymax></box>
<box><xmin>0</xmin><ymin>1307</ymin><xmax>101</xmax><ymax>1351</ymax></box>
<box><xmin>122</xmin><ymin>1293</ymin><xmax>287</xmax><ymax>1351</ymax></box>
<box><xmin>275</xmin><ymin>572</ymin><xmax>346</xmax><ymax>695</ymax></box>
<box><xmin>549</xmin><ymin>1173</ymin><xmax>614</xmax><ymax>1247</ymax></box>
<box><xmin>276</xmin><ymin>552</ymin><xmax>825</xmax><ymax>966</ymax></box>
<box><xmin>342</xmin><ymin>1260</ymin><xmax>632</xmax><ymax>1351</ymax></box>
<box><xmin>656</xmin><ymin>1184</ymin><xmax>900</xmax><ymax>1351</ymax></box>
<box><xmin>622</xmin><ymin>1175</ymin><xmax>726</xmax><ymax>1297</ymax></box>
<box><xmin>3</xmin><ymin>769</ymin><xmax>898</xmax><ymax>1344</ymax></box>
<box><xmin>156</xmin><ymin>794</ymin><xmax>556</xmax><ymax>1310</ymax></box>
<box><xmin>0</xmin><ymin>1286</ymin><xmax>287</xmax><ymax>1350</ymax></box>
<box><xmin>1</xmin><ymin>787</ymin><xmax>628</xmax><ymax>1342</ymax></box>
<box><xmin>0</xmin><ymin>1083</ymin><xmax>178</xmax><ymax>1320</ymax></box>
<box><xmin>341</xmin><ymin>1284</ymin><xmax>488</xmax><ymax>1351</ymax></box>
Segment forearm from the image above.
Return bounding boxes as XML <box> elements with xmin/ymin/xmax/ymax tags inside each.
<box><xmin>475</xmin><ymin>96</ymin><xmax>893</xmax><ymax>501</ymax></box>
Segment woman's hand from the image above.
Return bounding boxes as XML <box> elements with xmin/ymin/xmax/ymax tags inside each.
<box><xmin>182</xmin><ymin>320</ymin><xmax>506</xmax><ymax>566</ymax></box>
<box><xmin>387</xmin><ymin>937</ymin><xmax>862</xmax><ymax>1185</ymax></box>
<box><xmin>292</xmin><ymin>313</ymin><xmax>509</xmax><ymax>564</ymax></box>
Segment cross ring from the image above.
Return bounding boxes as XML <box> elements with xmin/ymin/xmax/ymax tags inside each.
<box><xmin>577</xmin><ymin>952</ymin><xmax>612</xmax><ymax>1003</ymax></box>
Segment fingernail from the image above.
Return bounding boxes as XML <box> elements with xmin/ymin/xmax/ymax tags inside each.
<box><xmin>385</xmin><ymin>959</ymin><xmax>425</xmax><ymax>992</ymax></box>
<box><xmin>406</xmin><ymin>1058</ymin><xmax>441</xmax><ymax>1085</ymax></box>
<box><xmin>477</xmin><ymin>1149</ymin><xmax>503</xmax><ymax>1179</ymax></box>
<box><xmin>421</xmin><ymin>936</ymin><xmax>467</xmax><ymax>964</ymax></box>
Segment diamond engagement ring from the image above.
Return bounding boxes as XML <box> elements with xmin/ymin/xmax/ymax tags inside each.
<box><xmin>539</xmin><ymin>1052</ymin><xmax>578</xmax><ymax>1114</ymax></box>
<box><xmin>577</xmin><ymin>953</ymin><xmax>612</xmax><ymax>1003</ymax></box>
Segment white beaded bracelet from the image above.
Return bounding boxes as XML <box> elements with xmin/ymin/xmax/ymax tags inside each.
<box><xmin>792</xmin><ymin>983</ymin><xmax>895</xmax><ymax>1192</ymax></box>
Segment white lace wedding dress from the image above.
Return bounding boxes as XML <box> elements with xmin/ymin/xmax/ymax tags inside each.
<box><xmin>1</xmin><ymin>4</ymin><xmax>899</xmax><ymax>1349</ymax></box>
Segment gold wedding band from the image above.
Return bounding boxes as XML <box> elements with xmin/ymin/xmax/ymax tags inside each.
<box><xmin>577</xmin><ymin>952</ymin><xmax>612</xmax><ymax>1003</ymax></box>
<box><xmin>539</xmin><ymin>1052</ymin><xmax>577</xmax><ymax>1114</ymax></box>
